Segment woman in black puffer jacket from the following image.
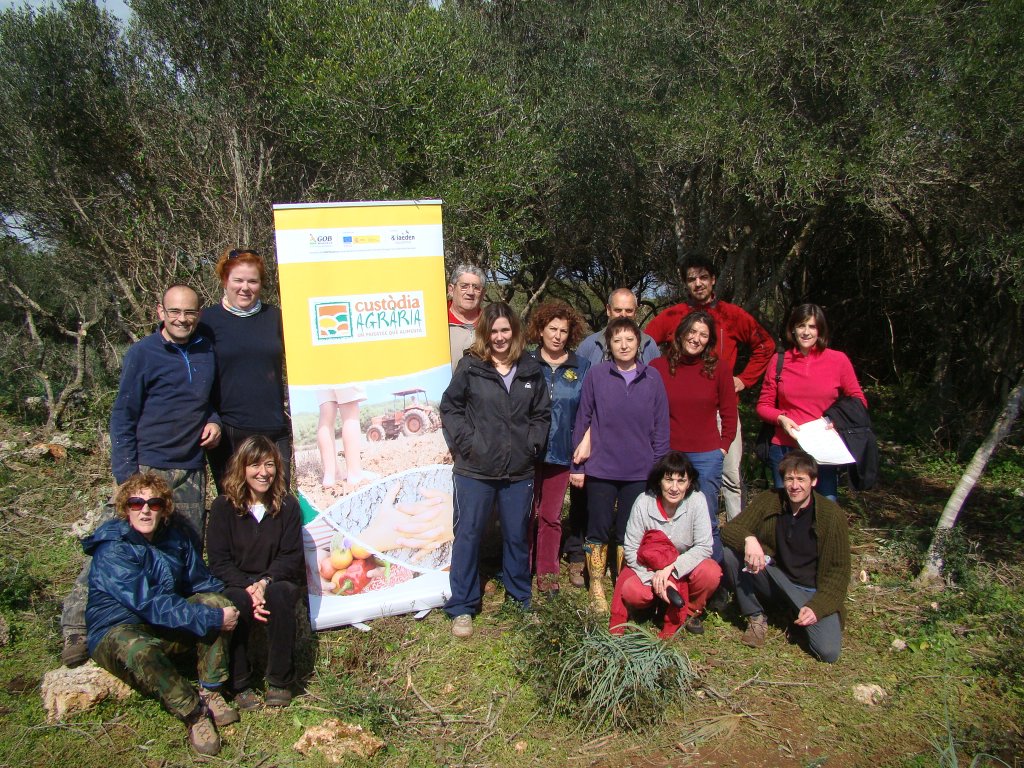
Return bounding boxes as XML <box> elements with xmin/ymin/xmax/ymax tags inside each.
<box><xmin>440</xmin><ymin>302</ymin><xmax>551</xmax><ymax>639</ymax></box>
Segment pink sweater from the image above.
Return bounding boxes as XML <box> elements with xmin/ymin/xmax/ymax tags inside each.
<box><xmin>756</xmin><ymin>347</ymin><xmax>867</xmax><ymax>448</ymax></box>
<box><xmin>651</xmin><ymin>357</ymin><xmax>738</xmax><ymax>453</ymax></box>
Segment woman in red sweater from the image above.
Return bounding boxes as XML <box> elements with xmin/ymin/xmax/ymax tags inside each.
<box><xmin>756</xmin><ymin>304</ymin><xmax>867</xmax><ymax>500</ymax></box>
<box><xmin>651</xmin><ymin>311</ymin><xmax>737</xmax><ymax>565</ymax></box>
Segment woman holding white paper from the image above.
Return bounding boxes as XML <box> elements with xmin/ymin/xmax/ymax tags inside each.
<box><xmin>756</xmin><ymin>304</ymin><xmax>866</xmax><ymax>500</ymax></box>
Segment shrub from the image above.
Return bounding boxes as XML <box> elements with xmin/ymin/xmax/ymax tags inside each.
<box><xmin>513</xmin><ymin>593</ymin><xmax>696</xmax><ymax>732</ymax></box>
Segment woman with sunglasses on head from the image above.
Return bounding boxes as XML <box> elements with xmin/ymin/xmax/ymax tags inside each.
<box><xmin>440</xmin><ymin>302</ymin><xmax>551</xmax><ymax>639</ymax></box>
<box><xmin>202</xmin><ymin>248</ymin><xmax>291</xmax><ymax>492</ymax></box>
<box><xmin>84</xmin><ymin>472</ymin><xmax>240</xmax><ymax>757</ymax></box>
<box><xmin>206</xmin><ymin>436</ymin><xmax>304</xmax><ymax>710</ymax></box>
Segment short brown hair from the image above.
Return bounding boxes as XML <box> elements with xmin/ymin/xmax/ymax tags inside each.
<box><xmin>785</xmin><ymin>304</ymin><xmax>829</xmax><ymax>351</ymax></box>
<box><xmin>603</xmin><ymin>317</ymin><xmax>641</xmax><ymax>361</ymax></box>
<box><xmin>113</xmin><ymin>472</ymin><xmax>174</xmax><ymax>522</ymax></box>
<box><xmin>526</xmin><ymin>300</ymin><xmax>586</xmax><ymax>350</ymax></box>
<box><xmin>777</xmin><ymin>450</ymin><xmax>819</xmax><ymax>481</ymax></box>
<box><xmin>215</xmin><ymin>247</ymin><xmax>266</xmax><ymax>284</ymax></box>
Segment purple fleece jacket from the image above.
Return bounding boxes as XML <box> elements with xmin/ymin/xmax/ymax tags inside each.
<box><xmin>571</xmin><ymin>361</ymin><xmax>670</xmax><ymax>481</ymax></box>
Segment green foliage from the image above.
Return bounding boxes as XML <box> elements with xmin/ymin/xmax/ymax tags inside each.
<box><xmin>512</xmin><ymin>594</ymin><xmax>695</xmax><ymax>732</ymax></box>
<box><xmin>0</xmin><ymin>556</ymin><xmax>42</xmax><ymax>612</ymax></box>
<box><xmin>555</xmin><ymin>624</ymin><xmax>695</xmax><ymax>732</ymax></box>
<box><xmin>928</xmin><ymin>701</ymin><xmax>1012</xmax><ymax>768</ymax></box>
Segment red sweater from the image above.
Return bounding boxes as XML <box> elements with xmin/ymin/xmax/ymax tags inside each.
<box><xmin>651</xmin><ymin>357</ymin><xmax>738</xmax><ymax>453</ymax></box>
<box><xmin>756</xmin><ymin>347</ymin><xmax>867</xmax><ymax>447</ymax></box>
<box><xmin>645</xmin><ymin>298</ymin><xmax>776</xmax><ymax>389</ymax></box>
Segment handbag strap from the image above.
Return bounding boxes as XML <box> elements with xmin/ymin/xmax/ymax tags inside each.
<box><xmin>772</xmin><ymin>349</ymin><xmax>784</xmax><ymax>406</ymax></box>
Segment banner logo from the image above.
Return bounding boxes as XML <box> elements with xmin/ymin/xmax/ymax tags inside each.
<box><xmin>310</xmin><ymin>292</ymin><xmax>426</xmax><ymax>345</ymax></box>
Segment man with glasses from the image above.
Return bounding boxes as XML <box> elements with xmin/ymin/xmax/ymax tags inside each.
<box><xmin>447</xmin><ymin>264</ymin><xmax>486</xmax><ymax>372</ymax></box>
<box><xmin>61</xmin><ymin>284</ymin><xmax>222</xmax><ymax>666</ymax></box>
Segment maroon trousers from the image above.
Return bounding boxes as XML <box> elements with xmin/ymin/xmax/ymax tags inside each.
<box><xmin>530</xmin><ymin>462</ymin><xmax>571</xmax><ymax>584</ymax></box>
<box><xmin>609</xmin><ymin>528</ymin><xmax>722</xmax><ymax>639</ymax></box>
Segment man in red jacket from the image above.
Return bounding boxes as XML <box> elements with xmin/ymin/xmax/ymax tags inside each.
<box><xmin>646</xmin><ymin>257</ymin><xmax>775</xmax><ymax>520</ymax></box>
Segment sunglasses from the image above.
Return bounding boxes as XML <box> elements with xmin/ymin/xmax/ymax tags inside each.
<box><xmin>126</xmin><ymin>497</ymin><xmax>167</xmax><ymax>513</ymax></box>
<box><xmin>229</xmin><ymin>248</ymin><xmax>260</xmax><ymax>259</ymax></box>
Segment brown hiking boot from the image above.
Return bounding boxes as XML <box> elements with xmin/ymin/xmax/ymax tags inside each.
<box><xmin>185</xmin><ymin>707</ymin><xmax>221</xmax><ymax>756</ymax></box>
<box><xmin>568</xmin><ymin>561</ymin><xmax>585</xmax><ymax>588</ymax></box>
<box><xmin>740</xmin><ymin>613</ymin><xmax>768</xmax><ymax>648</ymax></box>
<box><xmin>265</xmin><ymin>686</ymin><xmax>293</xmax><ymax>708</ymax></box>
<box><xmin>200</xmin><ymin>688</ymin><xmax>239</xmax><ymax>727</ymax></box>
<box><xmin>536</xmin><ymin>573</ymin><xmax>560</xmax><ymax>593</ymax></box>
<box><xmin>61</xmin><ymin>634</ymin><xmax>89</xmax><ymax>668</ymax></box>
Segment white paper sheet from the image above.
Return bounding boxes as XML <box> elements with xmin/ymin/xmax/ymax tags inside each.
<box><xmin>793</xmin><ymin>418</ymin><xmax>855</xmax><ymax>465</ymax></box>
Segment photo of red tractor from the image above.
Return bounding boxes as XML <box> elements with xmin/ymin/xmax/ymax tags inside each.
<box><xmin>365</xmin><ymin>388</ymin><xmax>442</xmax><ymax>441</ymax></box>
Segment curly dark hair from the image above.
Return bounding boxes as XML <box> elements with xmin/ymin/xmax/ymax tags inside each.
<box><xmin>665</xmin><ymin>311</ymin><xmax>718</xmax><ymax>379</ymax></box>
<box><xmin>526</xmin><ymin>300</ymin><xmax>586</xmax><ymax>350</ymax></box>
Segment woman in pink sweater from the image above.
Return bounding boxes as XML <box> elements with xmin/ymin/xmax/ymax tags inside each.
<box><xmin>651</xmin><ymin>311</ymin><xmax>737</xmax><ymax>566</ymax></box>
<box><xmin>756</xmin><ymin>304</ymin><xmax>866</xmax><ymax>500</ymax></box>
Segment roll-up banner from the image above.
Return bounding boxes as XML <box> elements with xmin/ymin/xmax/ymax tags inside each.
<box><xmin>273</xmin><ymin>200</ymin><xmax>453</xmax><ymax>630</ymax></box>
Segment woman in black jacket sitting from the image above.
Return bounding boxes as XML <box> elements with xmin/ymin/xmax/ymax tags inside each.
<box><xmin>440</xmin><ymin>302</ymin><xmax>551</xmax><ymax>639</ymax></box>
<box><xmin>206</xmin><ymin>436</ymin><xmax>304</xmax><ymax>709</ymax></box>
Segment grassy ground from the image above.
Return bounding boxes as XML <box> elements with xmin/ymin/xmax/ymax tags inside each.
<box><xmin>1</xmin><ymin>408</ymin><xmax>1022</xmax><ymax>768</ymax></box>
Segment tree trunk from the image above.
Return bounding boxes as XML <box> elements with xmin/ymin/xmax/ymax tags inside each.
<box><xmin>918</xmin><ymin>368</ymin><xmax>1024</xmax><ymax>584</ymax></box>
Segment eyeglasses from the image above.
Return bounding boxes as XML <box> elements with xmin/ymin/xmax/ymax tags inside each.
<box><xmin>456</xmin><ymin>282</ymin><xmax>483</xmax><ymax>293</ymax></box>
<box><xmin>126</xmin><ymin>497</ymin><xmax>167</xmax><ymax>513</ymax></box>
<box><xmin>162</xmin><ymin>308</ymin><xmax>200</xmax><ymax>319</ymax></box>
<box><xmin>229</xmin><ymin>249</ymin><xmax>260</xmax><ymax>259</ymax></box>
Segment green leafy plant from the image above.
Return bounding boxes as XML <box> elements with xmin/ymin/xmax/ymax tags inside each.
<box><xmin>512</xmin><ymin>594</ymin><xmax>695</xmax><ymax>732</ymax></box>
<box><xmin>554</xmin><ymin>625</ymin><xmax>696</xmax><ymax>732</ymax></box>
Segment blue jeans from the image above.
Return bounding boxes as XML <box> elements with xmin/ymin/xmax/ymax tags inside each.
<box><xmin>446</xmin><ymin>474</ymin><xmax>534</xmax><ymax>617</ymax></box>
<box><xmin>767</xmin><ymin>444</ymin><xmax>838</xmax><ymax>501</ymax></box>
<box><xmin>685</xmin><ymin>449</ymin><xmax>724</xmax><ymax>563</ymax></box>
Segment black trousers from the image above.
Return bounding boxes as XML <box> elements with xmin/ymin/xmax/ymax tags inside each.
<box><xmin>223</xmin><ymin>580</ymin><xmax>301</xmax><ymax>690</ymax></box>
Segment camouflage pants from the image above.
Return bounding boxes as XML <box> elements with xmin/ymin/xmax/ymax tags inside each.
<box><xmin>139</xmin><ymin>465</ymin><xmax>208</xmax><ymax>547</ymax></box>
<box><xmin>62</xmin><ymin>466</ymin><xmax>207</xmax><ymax>638</ymax></box>
<box><xmin>91</xmin><ymin>592</ymin><xmax>233</xmax><ymax>719</ymax></box>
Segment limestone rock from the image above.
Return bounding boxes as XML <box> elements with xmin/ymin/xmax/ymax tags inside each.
<box><xmin>292</xmin><ymin>719</ymin><xmax>385</xmax><ymax>762</ymax></box>
<box><xmin>852</xmin><ymin>683</ymin><xmax>887</xmax><ymax>706</ymax></box>
<box><xmin>41</xmin><ymin>663</ymin><xmax>134</xmax><ymax>722</ymax></box>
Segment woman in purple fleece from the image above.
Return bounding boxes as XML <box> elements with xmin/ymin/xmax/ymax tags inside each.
<box><xmin>569</xmin><ymin>317</ymin><xmax>670</xmax><ymax>611</ymax></box>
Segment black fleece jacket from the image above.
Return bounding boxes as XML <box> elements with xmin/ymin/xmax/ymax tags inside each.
<box><xmin>205</xmin><ymin>494</ymin><xmax>305</xmax><ymax>588</ymax></box>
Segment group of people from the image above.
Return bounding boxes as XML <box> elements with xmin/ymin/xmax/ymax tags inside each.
<box><xmin>58</xmin><ymin>250</ymin><xmax>865</xmax><ymax>756</ymax></box>
<box><xmin>61</xmin><ymin>249</ymin><xmax>303</xmax><ymax>756</ymax></box>
<box><xmin>440</xmin><ymin>258</ymin><xmax>863</xmax><ymax>667</ymax></box>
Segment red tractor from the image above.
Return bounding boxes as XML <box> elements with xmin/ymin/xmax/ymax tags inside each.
<box><xmin>365</xmin><ymin>388</ymin><xmax>441</xmax><ymax>441</ymax></box>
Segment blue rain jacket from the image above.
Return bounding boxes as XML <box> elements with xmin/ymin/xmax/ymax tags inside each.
<box><xmin>84</xmin><ymin>518</ymin><xmax>224</xmax><ymax>655</ymax></box>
